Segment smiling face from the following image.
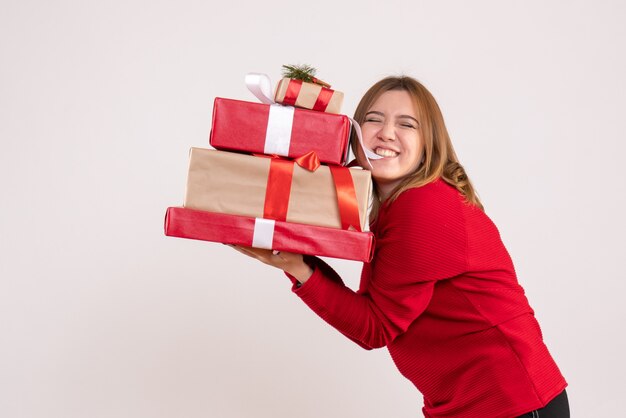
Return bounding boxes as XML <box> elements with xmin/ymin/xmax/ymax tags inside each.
<box><xmin>356</xmin><ymin>89</ymin><xmax>424</xmax><ymax>197</ymax></box>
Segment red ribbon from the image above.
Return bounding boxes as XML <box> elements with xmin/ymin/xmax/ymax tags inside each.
<box><xmin>312</xmin><ymin>87</ymin><xmax>333</xmax><ymax>112</ymax></box>
<box><xmin>260</xmin><ymin>152</ymin><xmax>317</xmax><ymax>222</ymax></box>
<box><xmin>311</xmin><ymin>76</ymin><xmax>331</xmax><ymax>88</ymax></box>
<box><xmin>329</xmin><ymin>165</ymin><xmax>362</xmax><ymax>232</ymax></box>
<box><xmin>264</xmin><ymin>158</ymin><xmax>294</xmax><ymax>222</ymax></box>
<box><xmin>294</xmin><ymin>150</ymin><xmax>321</xmax><ymax>171</ymax></box>
<box><xmin>254</xmin><ymin>150</ymin><xmax>320</xmax><ymax>172</ymax></box>
<box><xmin>261</xmin><ymin>153</ymin><xmax>361</xmax><ymax>231</ymax></box>
<box><xmin>283</xmin><ymin>79</ymin><xmax>302</xmax><ymax>106</ymax></box>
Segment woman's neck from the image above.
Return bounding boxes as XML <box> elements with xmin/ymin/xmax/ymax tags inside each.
<box><xmin>375</xmin><ymin>180</ymin><xmax>402</xmax><ymax>202</ymax></box>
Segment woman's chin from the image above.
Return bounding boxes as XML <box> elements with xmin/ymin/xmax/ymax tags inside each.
<box><xmin>371</xmin><ymin>166</ymin><xmax>402</xmax><ymax>181</ymax></box>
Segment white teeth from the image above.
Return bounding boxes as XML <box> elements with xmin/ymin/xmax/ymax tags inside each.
<box><xmin>375</xmin><ymin>148</ymin><xmax>399</xmax><ymax>158</ymax></box>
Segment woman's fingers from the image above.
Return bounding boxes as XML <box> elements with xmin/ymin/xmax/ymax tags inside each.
<box><xmin>228</xmin><ymin>244</ymin><xmax>256</xmax><ymax>257</ymax></box>
<box><xmin>230</xmin><ymin>245</ymin><xmax>258</xmax><ymax>259</ymax></box>
<box><xmin>235</xmin><ymin>245</ymin><xmax>273</xmax><ymax>259</ymax></box>
<box><xmin>229</xmin><ymin>245</ymin><xmax>286</xmax><ymax>266</ymax></box>
<box><xmin>227</xmin><ymin>245</ymin><xmax>310</xmax><ymax>280</ymax></box>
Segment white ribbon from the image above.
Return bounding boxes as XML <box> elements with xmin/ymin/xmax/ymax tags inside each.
<box><xmin>348</xmin><ymin>117</ymin><xmax>383</xmax><ymax>169</ymax></box>
<box><xmin>252</xmin><ymin>218</ymin><xmax>275</xmax><ymax>249</ymax></box>
<box><xmin>245</xmin><ymin>73</ymin><xmax>276</xmax><ymax>104</ymax></box>
<box><xmin>245</xmin><ymin>72</ymin><xmax>382</xmax><ymax>167</ymax></box>
<box><xmin>265</xmin><ymin>105</ymin><xmax>294</xmax><ymax>156</ymax></box>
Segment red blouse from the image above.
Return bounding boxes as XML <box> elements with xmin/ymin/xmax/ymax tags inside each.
<box><xmin>290</xmin><ymin>179</ymin><xmax>567</xmax><ymax>418</ymax></box>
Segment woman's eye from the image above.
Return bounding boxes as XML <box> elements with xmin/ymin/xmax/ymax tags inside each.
<box><xmin>364</xmin><ymin>118</ymin><xmax>382</xmax><ymax>123</ymax></box>
<box><xmin>401</xmin><ymin>123</ymin><xmax>417</xmax><ymax>129</ymax></box>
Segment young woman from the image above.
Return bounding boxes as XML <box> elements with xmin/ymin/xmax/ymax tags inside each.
<box><xmin>231</xmin><ymin>76</ymin><xmax>569</xmax><ymax>417</ymax></box>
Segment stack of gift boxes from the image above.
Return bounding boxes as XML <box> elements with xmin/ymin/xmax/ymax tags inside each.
<box><xmin>164</xmin><ymin>70</ymin><xmax>375</xmax><ymax>262</ymax></box>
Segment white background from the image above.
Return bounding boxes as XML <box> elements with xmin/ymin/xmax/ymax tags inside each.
<box><xmin>1</xmin><ymin>1</ymin><xmax>624</xmax><ymax>417</ymax></box>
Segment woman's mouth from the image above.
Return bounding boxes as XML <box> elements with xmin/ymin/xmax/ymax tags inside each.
<box><xmin>374</xmin><ymin>147</ymin><xmax>399</xmax><ymax>158</ymax></box>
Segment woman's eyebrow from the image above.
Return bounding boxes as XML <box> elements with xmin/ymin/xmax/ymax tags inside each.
<box><xmin>398</xmin><ymin>115</ymin><xmax>419</xmax><ymax>123</ymax></box>
<box><xmin>365</xmin><ymin>111</ymin><xmax>419</xmax><ymax>124</ymax></box>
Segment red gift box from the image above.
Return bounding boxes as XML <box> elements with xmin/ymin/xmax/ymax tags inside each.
<box><xmin>209</xmin><ymin>97</ymin><xmax>351</xmax><ymax>166</ymax></box>
<box><xmin>164</xmin><ymin>207</ymin><xmax>375</xmax><ymax>263</ymax></box>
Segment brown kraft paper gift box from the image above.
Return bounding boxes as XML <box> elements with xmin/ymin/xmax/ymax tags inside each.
<box><xmin>274</xmin><ymin>77</ymin><xmax>344</xmax><ymax>114</ymax></box>
<box><xmin>184</xmin><ymin>148</ymin><xmax>372</xmax><ymax>231</ymax></box>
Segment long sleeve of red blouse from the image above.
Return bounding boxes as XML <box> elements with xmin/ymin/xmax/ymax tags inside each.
<box><xmin>289</xmin><ymin>181</ymin><xmax>468</xmax><ymax>349</ymax></box>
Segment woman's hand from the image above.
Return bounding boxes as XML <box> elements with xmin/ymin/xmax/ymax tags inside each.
<box><xmin>229</xmin><ymin>245</ymin><xmax>314</xmax><ymax>284</ymax></box>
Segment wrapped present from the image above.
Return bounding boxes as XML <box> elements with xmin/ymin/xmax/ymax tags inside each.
<box><xmin>184</xmin><ymin>148</ymin><xmax>372</xmax><ymax>231</ymax></box>
<box><xmin>274</xmin><ymin>77</ymin><xmax>344</xmax><ymax>114</ymax></box>
<box><xmin>164</xmin><ymin>207</ymin><xmax>375</xmax><ymax>263</ymax></box>
<box><xmin>209</xmin><ymin>97</ymin><xmax>351</xmax><ymax>166</ymax></box>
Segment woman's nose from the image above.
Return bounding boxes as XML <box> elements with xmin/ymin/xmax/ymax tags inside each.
<box><xmin>377</xmin><ymin>122</ymin><xmax>396</xmax><ymax>141</ymax></box>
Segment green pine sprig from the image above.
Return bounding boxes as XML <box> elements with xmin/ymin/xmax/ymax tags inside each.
<box><xmin>281</xmin><ymin>64</ymin><xmax>318</xmax><ymax>83</ymax></box>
